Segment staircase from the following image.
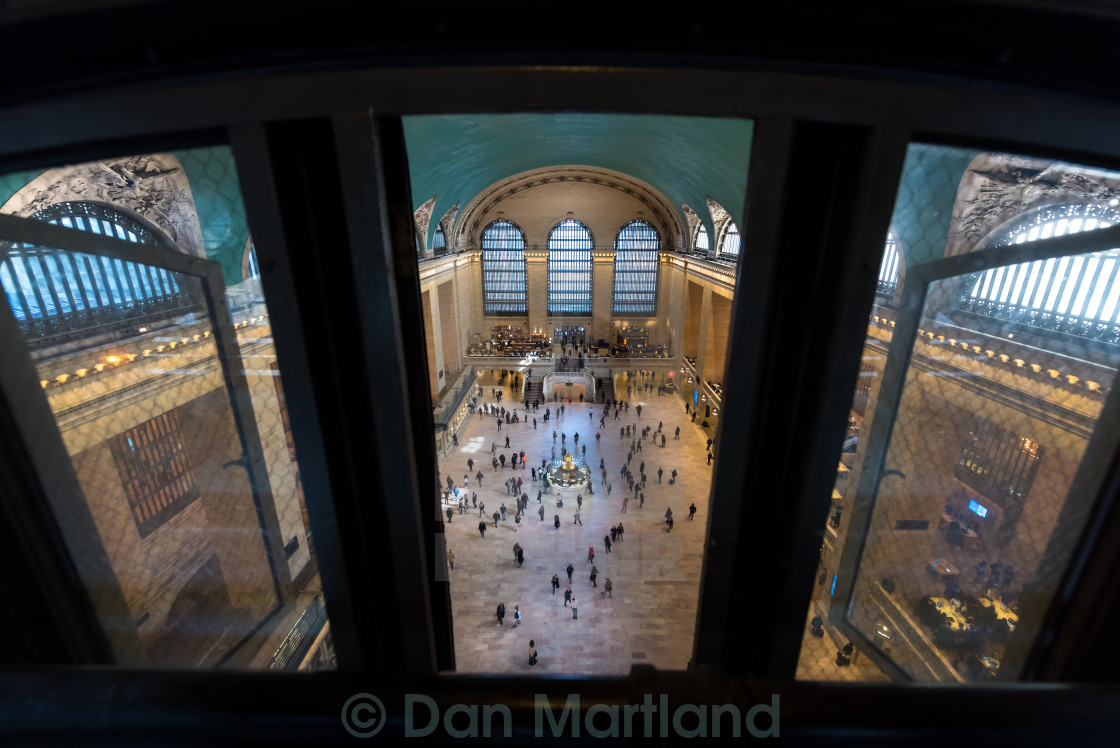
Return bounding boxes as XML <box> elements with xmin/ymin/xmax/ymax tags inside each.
<box><xmin>524</xmin><ymin>376</ymin><xmax>544</xmax><ymax>406</ymax></box>
<box><xmin>599</xmin><ymin>375</ymin><xmax>616</xmax><ymax>404</ymax></box>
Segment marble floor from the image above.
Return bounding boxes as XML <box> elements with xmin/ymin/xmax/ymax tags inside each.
<box><xmin>440</xmin><ymin>370</ymin><xmax>713</xmax><ymax>675</ymax></box>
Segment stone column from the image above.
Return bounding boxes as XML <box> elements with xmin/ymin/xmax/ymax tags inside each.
<box><xmin>592</xmin><ymin>250</ymin><xmax>614</xmax><ymax>345</ymax></box>
<box><xmin>422</xmin><ymin>288</ymin><xmax>444</xmax><ymax>398</ymax></box>
<box><xmin>438</xmin><ymin>281</ymin><xmax>460</xmax><ymax>379</ymax></box>
<box><xmin>526</xmin><ymin>248</ymin><xmax>548</xmax><ymax>340</ymax></box>
<box><xmin>695</xmin><ymin>287</ymin><xmax>713</xmax><ymax>384</ymax></box>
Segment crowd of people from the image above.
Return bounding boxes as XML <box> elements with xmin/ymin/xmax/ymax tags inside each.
<box><xmin>440</xmin><ymin>367</ymin><xmax>714</xmax><ymax>669</ymax></box>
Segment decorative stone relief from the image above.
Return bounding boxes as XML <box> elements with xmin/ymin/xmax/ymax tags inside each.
<box><xmin>437</xmin><ymin>200</ymin><xmax>460</xmax><ymax>250</ymax></box>
<box><xmin>947</xmin><ymin>152</ymin><xmax>1120</xmax><ymax>256</ymax></box>
<box><xmin>705</xmin><ymin>195</ymin><xmax>734</xmax><ymax>248</ymax></box>
<box><xmin>681</xmin><ymin>203</ymin><xmax>702</xmax><ymax>247</ymax></box>
<box><xmin>0</xmin><ymin>154</ymin><xmax>206</xmax><ymax>256</ymax></box>
<box><xmin>414</xmin><ymin>195</ymin><xmax>438</xmax><ymax>254</ymax></box>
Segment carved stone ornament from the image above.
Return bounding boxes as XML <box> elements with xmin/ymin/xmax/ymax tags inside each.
<box><xmin>681</xmin><ymin>202</ymin><xmax>702</xmax><ymax>244</ymax></box>
<box><xmin>705</xmin><ymin>195</ymin><xmax>733</xmax><ymax>244</ymax></box>
<box><xmin>456</xmin><ymin>165</ymin><xmax>686</xmax><ymax>251</ymax></box>
<box><xmin>947</xmin><ymin>152</ymin><xmax>1120</xmax><ymax>256</ymax></box>
<box><xmin>438</xmin><ymin>200</ymin><xmax>461</xmax><ymax>249</ymax></box>
<box><xmin>414</xmin><ymin>195</ymin><xmax>438</xmax><ymax>254</ymax></box>
<box><xmin>0</xmin><ymin>154</ymin><xmax>206</xmax><ymax>256</ymax></box>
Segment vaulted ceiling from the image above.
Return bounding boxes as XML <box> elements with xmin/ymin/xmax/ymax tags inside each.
<box><xmin>402</xmin><ymin>114</ymin><xmax>753</xmax><ymax>248</ymax></box>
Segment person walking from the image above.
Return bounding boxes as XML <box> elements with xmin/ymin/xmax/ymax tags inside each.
<box><xmin>590</xmin><ymin>564</ymin><xmax>599</xmax><ymax>587</ymax></box>
<box><xmin>566</xmin><ymin>563</ymin><xmax>575</xmax><ymax>583</ymax></box>
<box><xmin>689</xmin><ymin>502</ymin><xmax>697</xmax><ymax>520</ymax></box>
<box><xmin>554</xmin><ymin>514</ymin><xmax>560</xmax><ymax>529</ymax></box>
<box><xmin>551</xmin><ymin>574</ymin><xmax>560</xmax><ymax>595</ymax></box>
<box><xmin>602</xmin><ymin>578</ymin><xmax>613</xmax><ymax>598</ymax></box>
<box><xmin>476</xmin><ymin>471</ymin><xmax>484</xmax><ymax>487</ymax></box>
<box><xmin>446</xmin><ymin>506</ymin><xmax>453</xmax><ymax>523</ymax></box>
<box><xmin>447</xmin><ymin>549</ymin><xmax>455</xmax><ymax>569</ymax></box>
<box><xmin>570</xmin><ymin>595</ymin><xmax>579</xmax><ymax>620</ymax></box>
<box><xmin>621</xmin><ymin>497</ymin><xmax>628</xmax><ymax>513</ymax></box>
<box><xmin>658</xmin><ymin>467</ymin><xmax>663</xmax><ymax>483</ymax></box>
<box><xmin>513</xmin><ymin>605</ymin><xmax>522</xmax><ymax>626</ymax></box>
<box><xmin>500</xmin><ymin>504</ymin><xmax>508</xmax><ymax>521</ymax></box>
<box><xmin>496</xmin><ymin>601</ymin><xmax>506</xmax><ymax>626</ymax></box>
<box><xmin>479</xmin><ymin>500</ymin><xmax>486</xmax><ymax>518</ymax></box>
<box><xmin>675</xmin><ymin>426</ymin><xmax>680</xmax><ymax>440</ymax></box>
<box><xmin>573</xmin><ymin>510</ymin><xmax>582</xmax><ymax>526</ymax></box>
<box><xmin>468</xmin><ymin>458</ymin><xmax>474</xmax><ymax>472</ymax></box>
<box><xmin>493</xmin><ymin>511</ymin><xmax>501</xmax><ymax>527</ymax></box>
<box><xmin>577</xmin><ymin>494</ymin><xmax>583</xmax><ymax>511</ymax></box>
<box><xmin>528</xmin><ymin>640</ymin><xmax>538</xmax><ymax>666</ymax></box>
<box><xmin>564</xmin><ymin>584</ymin><xmax>572</xmax><ymax>607</ymax></box>
<box><xmin>665</xmin><ymin>507</ymin><xmax>673</xmax><ymax>528</ymax></box>
<box><xmin>604</xmin><ymin>534</ymin><xmax>612</xmax><ymax>553</ymax></box>
<box><xmin>538</xmin><ymin>504</ymin><xmax>545</xmax><ymax>522</ymax></box>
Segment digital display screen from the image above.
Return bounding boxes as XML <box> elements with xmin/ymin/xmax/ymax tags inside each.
<box><xmin>830</xmin><ymin>574</ymin><xmax>838</xmax><ymax>596</ymax></box>
<box><xmin>693</xmin><ymin>390</ymin><xmax>699</xmax><ymax>404</ymax></box>
<box><xmin>969</xmin><ymin>499</ymin><xmax>988</xmax><ymax>518</ymax></box>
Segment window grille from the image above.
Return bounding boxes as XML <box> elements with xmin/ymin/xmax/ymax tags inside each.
<box><xmin>432</xmin><ymin>226</ymin><xmax>446</xmax><ymax>254</ymax></box>
<box><xmin>612</xmin><ymin>219</ymin><xmax>660</xmax><ymax>314</ymax></box>
<box><xmin>247</xmin><ymin>245</ymin><xmax>261</xmax><ymax>279</ymax></box>
<box><xmin>877</xmin><ymin>233</ymin><xmax>900</xmax><ymax>297</ymax></box>
<box><xmin>695</xmin><ymin>224</ymin><xmax>710</xmax><ymax>252</ymax></box>
<box><xmin>109</xmin><ymin>408</ymin><xmax>201</xmax><ymax>538</ymax></box>
<box><xmin>480</xmin><ymin>219</ymin><xmax>527</xmax><ymax>314</ymax></box>
<box><xmin>547</xmin><ymin>219</ymin><xmax>593</xmax><ymax>315</ymax></box>
<box><xmin>719</xmin><ymin>222</ymin><xmax>740</xmax><ymax>261</ymax></box>
<box><xmin>962</xmin><ymin>204</ymin><xmax>1120</xmax><ymax>342</ymax></box>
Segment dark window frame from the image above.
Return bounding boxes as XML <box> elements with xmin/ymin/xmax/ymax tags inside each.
<box><xmin>2</xmin><ymin>15</ymin><xmax>1120</xmax><ymax>740</ymax></box>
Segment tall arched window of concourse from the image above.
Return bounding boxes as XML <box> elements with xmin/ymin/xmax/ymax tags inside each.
<box><xmin>718</xmin><ymin>221</ymin><xmax>740</xmax><ymax>261</ymax></box>
<box><xmin>612</xmin><ymin>219</ymin><xmax>660</xmax><ymax>314</ymax></box>
<box><xmin>432</xmin><ymin>226</ymin><xmax>446</xmax><ymax>255</ymax></box>
<box><xmin>480</xmin><ymin>219</ymin><xmax>528</xmax><ymax>314</ymax></box>
<box><xmin>547</xmin><ymin>218</ymin><xmax>593</xmax><ymax>315</ymax></box>
<box><xmin>1</xmin><ymin>202</ymin><xmax>187</xmax><ymax>333</ymax></box>
<box><xmin>964</xmin><ymin>203</ymin><xmax>1120</xmax><ymax>339</ymax></box>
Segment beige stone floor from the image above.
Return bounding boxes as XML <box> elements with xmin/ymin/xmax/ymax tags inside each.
<box><xmin>440</xmin><ymin>371</ymin><xmax>712</xmax><ymax>675</ymax></box>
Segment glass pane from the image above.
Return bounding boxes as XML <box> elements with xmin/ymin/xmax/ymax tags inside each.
<box><xmin>0</xmin><ymin>147</ymin><xmax>331</xmax><ymax>670</ymax></box>
<box><xmin>405</xmin><ymin>113</ymin><xmax>752</xmax><ymax>673</ymax></box>
<box><xmin>797</xmin><ymin>143</ymin><xmax>1120</xmax><ymax>683</ymax></box>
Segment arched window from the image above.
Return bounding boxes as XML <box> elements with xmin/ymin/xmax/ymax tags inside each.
<box><xmin>964</xmin><ymin>204</ymin><xmax>1120</xmax><ymax>337</ymax></box>
<box><xmin>612</xmin><ymin>219</ymin><xmax>660</xmax><ymax>315</ymax></box>
<box><xmin>695</xmin><ymin>224</ymin><xmax>710</xmax><ymax>252</ymax></box>
<box><xmin>719</xmin><ymin>221</ymin><xmax>740</xmax><ymax>261</ymax></box>
<box><xmin>247</xmin><ymin>244</ymin><xmax>261</xmax><ymax>279</ymax></box>
<box><xmin>547</xmin><ymin>219</ymin><xmax>593</xmax><ymax>315</ymax></box>
<box><xmin>877</xmin><ymin>232</ymin><xmax>900</xmax><ymax>296</ymax></box>
<box><xmin>1</xmin><ymin>202</ymin><xmax>186</xmax><ymax>326</ymax></box>
<box><xmin>432</xmin><ymin>226</ymin><xmax>446</xmax><ymax>254</ymax></box>
<box><xmin>480</xmin><ymin>219</ymin><xmax>527</xmax><ymax>314</ymax></box>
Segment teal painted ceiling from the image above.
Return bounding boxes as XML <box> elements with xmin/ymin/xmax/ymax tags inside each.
<box><xmin>402</xmin><ymin>114</ymin><xmax>753</xmax><ymax>246</ymax></box>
